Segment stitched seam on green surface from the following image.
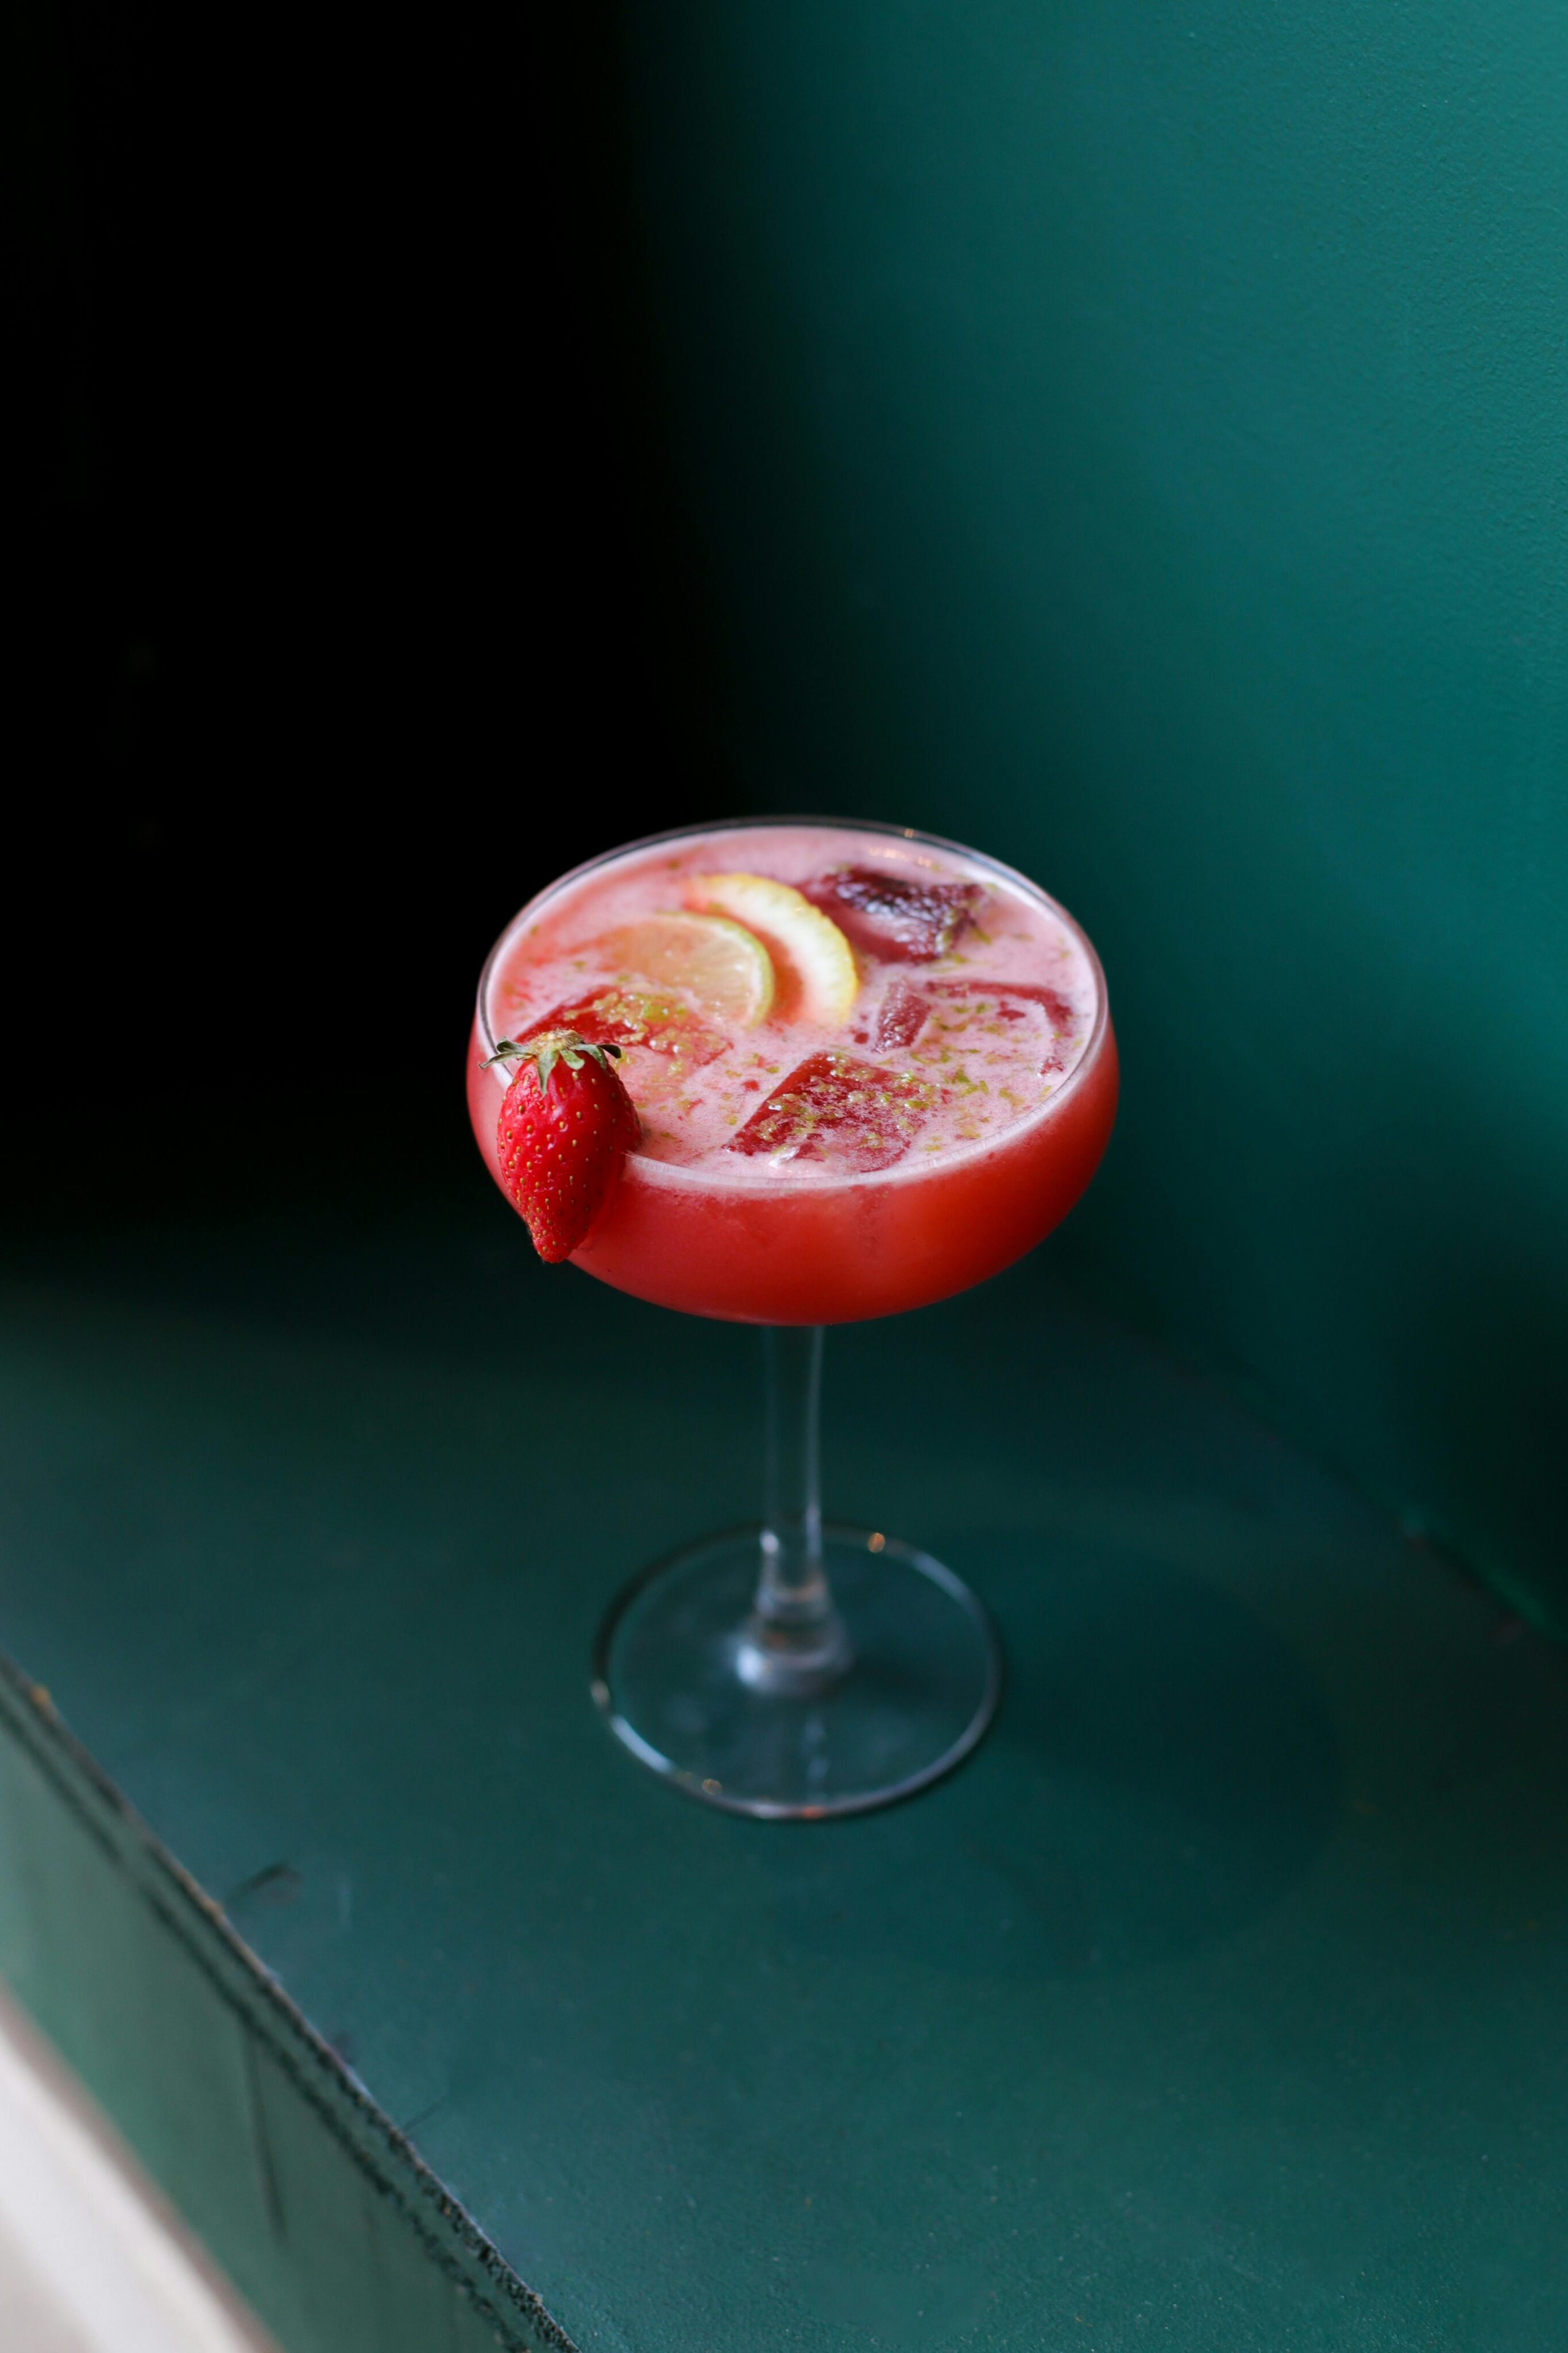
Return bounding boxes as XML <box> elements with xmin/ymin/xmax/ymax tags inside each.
<box><xmin>0</xmin><ymin>1652</ymin><xmax>580</xmax><ymax>2353</ymax></box>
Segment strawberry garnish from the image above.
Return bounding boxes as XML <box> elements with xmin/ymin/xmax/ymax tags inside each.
<box><xmin>486</xmin><ymin>1028</ymin><xmax>641</xmax><ymax>1263</ymax></box>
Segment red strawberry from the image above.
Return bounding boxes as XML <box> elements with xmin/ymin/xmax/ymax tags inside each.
<box><xmin>488</xmin><ymin>1028</ymin><xmax>640</xmax><ymax>1263</ymax></box>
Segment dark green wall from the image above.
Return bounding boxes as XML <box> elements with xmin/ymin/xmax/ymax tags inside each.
<box><xmin>617</xmin><ymin>1</ymin><xmax>1568</xmax><ymax>1630</ymax></box>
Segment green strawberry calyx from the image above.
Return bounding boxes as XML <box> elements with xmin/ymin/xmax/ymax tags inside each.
<box><xmin>485</xmin><ymin>1028</ymin><xmax>624</xmax><ymax>1095</ymax></box>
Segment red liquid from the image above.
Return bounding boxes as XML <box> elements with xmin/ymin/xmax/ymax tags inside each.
<box><xmin>468</xmin><ymin>821</ymin><xmax>1118</xmax><ymax>1324</ymax></box>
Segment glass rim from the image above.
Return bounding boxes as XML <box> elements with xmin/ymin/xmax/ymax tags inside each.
<box><xmin>474</xmin><ymin>813</ymin><xmax>1111</xmax><ymax>1193</ymax></box>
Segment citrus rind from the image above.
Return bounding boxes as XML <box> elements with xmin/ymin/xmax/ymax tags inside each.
<box><xmin>595</xmin><ymin>911</ymin><xmax>775</xmax><ymax>1028</ymax></box>
<box><xmin>686</xmin><ymin>873</ymin><xmax>859</xmax><ymax>1026</ymax></box>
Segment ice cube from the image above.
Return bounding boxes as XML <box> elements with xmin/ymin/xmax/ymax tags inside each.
<box><xmin>523</xmin><ymin>987</ymin><xmax>729</xmax><ymax>1097</ymax></box>
<box><xmin>727</xmin><ymin>1051</ymin><xmax>951</xmax><ymax>1172</ymax></box>
<box><xmin>806</xmin><ymin>866</ymin><xmax>984</xmax><ymax>962</ymax></box>
<box><xmin>924</xmin><ymin>980</ymin><xmax>1082</xmax><ymax>1073</ymax></box>
<box><xmin>871</xmin><ymin>977</ymin><xmax>931</xmax><ymax>1051</ymax></box>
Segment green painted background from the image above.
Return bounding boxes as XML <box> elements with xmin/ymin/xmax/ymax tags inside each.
<box><xmin>612</xmin><ymin>2</ymin><xmax>1568</xmax><ymax>1629</ymax></box>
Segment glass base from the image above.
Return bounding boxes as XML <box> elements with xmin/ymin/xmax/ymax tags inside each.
<box><xmin>592</xmin><ymin>1525</ymin><xmax>1002</xmax><ymax>1819</ymax></box>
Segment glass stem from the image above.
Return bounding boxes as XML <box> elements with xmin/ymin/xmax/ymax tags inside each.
<box><xmin>735</xmin><ymin>1327</ymin><xmax>853</xmax><ymax>1694</ymax></box>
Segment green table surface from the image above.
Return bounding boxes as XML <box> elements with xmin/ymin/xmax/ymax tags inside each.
<box><xmin>1</xmin><ymin>1156</ymin><xmax>1565</xmax><ymax>2350</ymax></box>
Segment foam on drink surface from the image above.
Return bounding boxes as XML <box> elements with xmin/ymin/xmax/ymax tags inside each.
<box><xmin>486</xmin><ymin>826</ymin><xmax>1098</xmax><ymax>1188</ymax></box>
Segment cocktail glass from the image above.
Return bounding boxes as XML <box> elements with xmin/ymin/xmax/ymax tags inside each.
<box><xmin>468</xmin><ymin>817</ymin><xmax>1117</xmax><ymax>1819</ymax></box>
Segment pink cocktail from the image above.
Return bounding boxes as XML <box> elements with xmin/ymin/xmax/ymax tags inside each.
<box><xmin>469</xmin><ymin>819</ymin><xmax>1117</xmax><ymax>1816</ymax></box>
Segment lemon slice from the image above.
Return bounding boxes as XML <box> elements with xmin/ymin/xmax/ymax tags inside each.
<box><xmin>596</xmin><ymin>911</ymin><xmax>775</xmax><ymax>1028</ymax></box>
<box><xmin>687</xmin><ymin>873</ymin><xmax>859</xmax><ymax>1025</ymax></box>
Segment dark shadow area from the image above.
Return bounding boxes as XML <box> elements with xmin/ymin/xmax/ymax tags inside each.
<box><xmin>5</xmin><ymin>0</ymin><xmax>733</xmax><ymax>1214</ymax></box>
<box><xmin>1392</xmin><ymin>1243</ymin><xmax>1568</xmax><ymax>1642</ymax></box>
<box><xmin>762</xmin><ymin>1537</ymin><xmax>1341</xmax><ymax>1978</ymax></box>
